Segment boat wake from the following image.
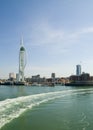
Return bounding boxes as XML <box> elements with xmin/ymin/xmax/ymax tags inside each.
<box><xmin>0</xmin><ymin>88</ymin><xmax>93</xmax><ymax>129</ymax></box>
<box><xmin>80</xmin><ymin>112</ymin><xmax>90</xmax><ymax>130</ymax></box>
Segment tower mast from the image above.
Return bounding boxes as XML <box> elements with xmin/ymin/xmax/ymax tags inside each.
<box><xmin>19</xmin><ymin>37</ymin><xmax>26</xmax><ymax>82</ymax></box>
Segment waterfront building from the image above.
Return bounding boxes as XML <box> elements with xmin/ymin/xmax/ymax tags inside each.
<box><xmin>30</xmin><ymin>75</ymin><xmax>46</xmax><ymax>84</ymax></box>
<box><xmin>9</xmin><ymin>73</ymin><xmax>15</xmax><ymax>79</ymax></box>
<box><xmin>65</xmin><ymin>72</ymin><xmax>93</xmax><ymax>86</ymax></box>
<box><xmin>19</xmin><ymin>38</ymin><xmax>26</xmax><ymax>82</ymax></box>
<box><xmin>76</xmin><ymin>65</ymin><xmax>81</xmax><ymax>76</ymax></box>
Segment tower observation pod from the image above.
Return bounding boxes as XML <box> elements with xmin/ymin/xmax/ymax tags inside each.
<box><xmin>19</xmin><ymin>38</ymin><xmax>26</xmax><ymax>82</ymax></box>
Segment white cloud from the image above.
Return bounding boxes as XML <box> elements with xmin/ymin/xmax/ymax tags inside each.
<box><xmin>68</xmin><ymin>27</ymin><xmax>93</xmax><ymax>39</ymax></box>
<box><xmin>25</xmin><ymin>23</ymin><xmax>93</xmax><ymax>59</ymax></box>
<box><xmin>28</xmin><ymin>22</ymin><xmax>93</xmax><ymax>48</ymax></box>
<box><xmin>24</xmin><ymin>24</ymin><xmax>93</xmax><ymax>77</ymax></box>
<box><xmin>30</xmin><ymin>23</ymin><xmax>65</xmax><ymax>46</ymax></box>
<box><xmin>80</xmin><ymin>27</ymin><xmax>93</xmax><ymax>34</ymax></box>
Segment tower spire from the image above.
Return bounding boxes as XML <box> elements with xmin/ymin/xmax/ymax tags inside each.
<box><xmin>20</xmin><ymin>36</ymin><xmax>23</xmax><ymax>46</ymax></box>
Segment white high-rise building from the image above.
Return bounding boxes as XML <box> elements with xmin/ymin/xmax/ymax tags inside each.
<box><xmin>9</xmin><ymin>73</ymin><xmax>15</xmax><ymax>79</ymax></box>
<box><xmin>19</xmin><ymin>38</ymin><xmax>26</xmax><ymax>82</ymax></box>
<box><xmin>76</xmin><ymin>65</ymin><xmax>81</xmax><ymax>76</ymax></box>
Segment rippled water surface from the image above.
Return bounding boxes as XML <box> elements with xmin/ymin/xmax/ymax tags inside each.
<box><xmin>0</xmin><ymin>85</ymin><xmax>93</xmax><ymax>130</ymax></box>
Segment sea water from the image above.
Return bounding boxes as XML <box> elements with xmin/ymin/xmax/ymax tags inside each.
<box><xmin>0</xmin><ymin>85</ymin><xmax>93</xmax><ymax>130</ymax></box>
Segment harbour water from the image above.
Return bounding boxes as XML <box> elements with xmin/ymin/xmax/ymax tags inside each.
<box><xmin>0</xmin><ymin>85</ymin><xmax>93</xmax><ymax>130</ymax></box>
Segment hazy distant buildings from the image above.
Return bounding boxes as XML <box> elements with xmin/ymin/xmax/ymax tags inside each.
<box><xmin>76</xmin><ymin>65</ymin><xmax>81</xmax><ymax>76</ymax></box>
<box><xmin>68</xmin><ymin>72</ymin><xmax>93</xmax><ymax>83</ymax></box>
<box><xmin>29</xmin><ymin>74</ymin><xmax>46</xmax><ymax>84</ymax></box>
<box><xmin>31</xmin><ymin>75</ymin><xmax>40</xmax><ymax>83</ymax></box>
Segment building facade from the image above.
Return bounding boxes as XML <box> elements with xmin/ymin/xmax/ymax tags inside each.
<box><xmin>51</xmin><ymin>73</ymin><xmax>56</xmax><ymax>83</ymax></box>
<box><xmin>9</xmin><ymin>73</ymin><xmax>15</xmax><ymax>80</ymax></box>
<box><xmin>76</xmin><ymin>65</ymin><xmax>81</xmax><ymax>76</ymax></box>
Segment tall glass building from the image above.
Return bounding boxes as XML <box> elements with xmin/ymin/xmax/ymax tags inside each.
<box><xmin>76</xmin><ymin>65</ymin><xmax>81</xmax><ymax>76</ymax></box>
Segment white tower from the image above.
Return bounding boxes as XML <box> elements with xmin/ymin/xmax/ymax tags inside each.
<box><xmin>19</xmin><ymin>38</ymin><xmax>26</xmax><ymax>82</ymax></box>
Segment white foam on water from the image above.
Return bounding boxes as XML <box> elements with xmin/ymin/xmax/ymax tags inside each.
<box><xmin>80</xmin><ymin>112</ymin><xmax>90</xmax><ymax>130</ymax></box>
<box><xmin>0</xmin><ymin>88</ymin><xmax>93</xmax><ymax>129</ymax></box>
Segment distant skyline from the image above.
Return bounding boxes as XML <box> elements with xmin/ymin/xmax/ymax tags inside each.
<box><xmin>1</xmin><ymin>0</ymin><xmax>93</xmax><ymax>78</ymax></box>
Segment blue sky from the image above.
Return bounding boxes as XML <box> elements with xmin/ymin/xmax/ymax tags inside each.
<box><xmin>1</xmin><ymin>0</ymin><xmax>93</xmax><ymax>78</ymax></box>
